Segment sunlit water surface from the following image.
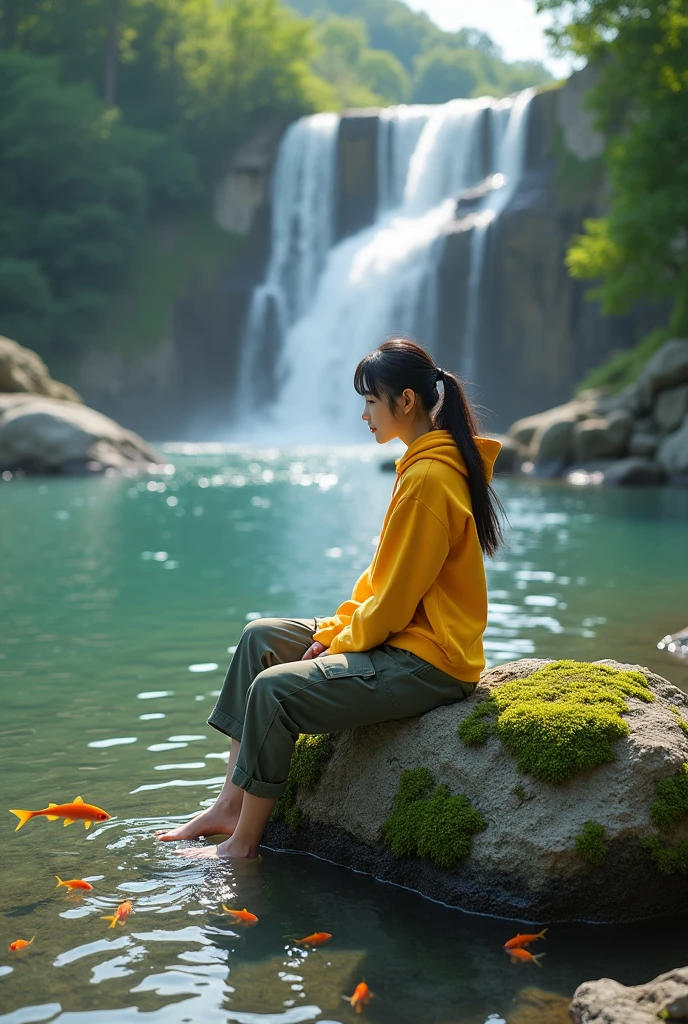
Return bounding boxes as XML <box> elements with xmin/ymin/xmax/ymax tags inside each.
<box><xmin>1</xmin><ymin>445</ymin><xmax>687</xmax><ymax>1023</ymax></box>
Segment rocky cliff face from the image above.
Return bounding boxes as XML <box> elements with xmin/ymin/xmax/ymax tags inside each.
<box><xmin>64</xmin><ymin>72</ymin><xmax>668</xmax><ymax>439</ymax></box>
<box><xmin>436</xmin><ymin>69</ymin><xmax>668</xmax><ymax>430</ymax></box>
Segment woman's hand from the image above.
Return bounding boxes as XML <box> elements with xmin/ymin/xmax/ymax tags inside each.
<box><xmin>302</xmin><ymin>641</ymin><xmax>329</xmax><ymax>660</ymax></box>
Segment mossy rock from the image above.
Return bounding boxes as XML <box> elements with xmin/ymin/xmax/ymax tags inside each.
<box><xmin>381</xmin><ymin>767</ymin><xmax>486</xmax><ymax>869</ymax></box>
<box><xmin>458</xmin><ymin>660</ymin><xmax>653</xmax><ymax>784</ymax></box>
<box><xmin>272</xmin><ymin>733</ymin><xmax>333</xmax><ymax>830</ymax></box>
<box><xmin>574</xmin><ymin>820</ymin><xmax>608</xmax><ymax>866</ymax></box>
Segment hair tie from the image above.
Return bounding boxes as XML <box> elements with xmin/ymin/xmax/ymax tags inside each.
<box><xmin>435</xmin><ymin>367</ymin><xmax>445</xmax><ymax>383</ymax></box>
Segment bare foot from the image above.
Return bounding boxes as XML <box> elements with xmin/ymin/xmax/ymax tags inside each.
<box><xmin>156</xmin><ymin>804</ymin><xmax>240</xmax><ymax>842</ymax></box>
<box><xmin>173</xmin><ymin>836</ymin><xmax>259</xmax><ymax>860</ymax></box>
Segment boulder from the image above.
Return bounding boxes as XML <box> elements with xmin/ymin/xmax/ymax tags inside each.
<box><xmin>508</xmin><ymin>394</ymin><xmax>599</xmax><ymax>449</ymax></box>
<box><xmin>572</xmin><ymin>411</ymin><xmax>633</xmax><ymax>461</ymax></box>
<box><xmin>628</xmin><ymin>431</ymin><xmax>660</xmax><ymax>458</ymax></box>
<box><xmin>0</xmin><ymin>393</ymin><xmax>161</xmax><ymax>473</ymax></box>
<box><xmin>638</xmin><ymin>338</ymin><xmax>688</xmax><ymax>404</ymax></box>
<box><xmin>570</xmin><ymin>966</ymin><xmax>688</xmax><ymax>1024</ymax></box>
<box><xmin>265</xmin><ymin>658</ymin><xmax>688</xmax><ymax>923</ymax></box>
<box><xmin>602</xmin><ymin>457</ymin><xmax>666</xmax><ymax>487</ymax></box>
<box><xmin>657</xmin><ymin>414</ymin><xmax>688</xmax><ymax>477</ymax></box>
<box><xmin>0</xmin><ymin>336</ymin><xmax>82</xmax><ymax>402</ymax></box>
<box><xmin>489</xmin><ymin>433</ymin><xmax>523</xmax><ymax>474</ymax></box>
<box><xmin>655</xmin><ymin>383</ymin><xmax>688</xmax><ymax>433</ymax></box>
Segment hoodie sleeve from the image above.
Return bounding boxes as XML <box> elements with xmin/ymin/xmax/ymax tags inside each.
<box><xmin>327</xmin><ymin>497</ymin><xmax>450</xmax><ymax>654</ymax></box>
<box><xmin>312</xmin><ymin>565</ymin><xmax>373</xmax><ymax>647</ymax></box>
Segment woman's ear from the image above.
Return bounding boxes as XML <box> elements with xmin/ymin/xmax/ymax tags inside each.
<box><xmin>402</xmin><ymin>388</ymin><xmax>416</xmax><ymax>414</ymax></box>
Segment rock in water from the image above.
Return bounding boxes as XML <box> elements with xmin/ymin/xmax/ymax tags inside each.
<box><xmin>264</xmin><ymin>658</ymin><xmax>688</xmax><ymax>923</ymax></box>
<box><xmin>570</xmin><ymin>966</ymin><xmax>688</xmax><ymax>1023</ymax></box>
<box><xmin>0</xmin><ymin>394</ymin><xmax>161</xmax><ymax>474</ymax></box>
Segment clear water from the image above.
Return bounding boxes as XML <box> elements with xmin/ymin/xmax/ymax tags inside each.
<box><xmin>1</xmin><ymin>445</ymin><xmax>687</xmax><ymax>1023</ymax></box>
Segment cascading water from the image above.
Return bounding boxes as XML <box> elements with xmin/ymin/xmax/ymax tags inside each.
<box><xmin>234</xmin><ymin>91</ymin><xmax>535</xmax><ymax>443</ymax></box>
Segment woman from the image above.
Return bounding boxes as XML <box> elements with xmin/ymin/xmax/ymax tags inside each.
<box><xmin>158</xmin><ymin>338</ymin><xmax>504</xmax><ymax>859</ymax></box>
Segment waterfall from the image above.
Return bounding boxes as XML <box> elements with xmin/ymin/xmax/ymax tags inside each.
<box><xmin>234</xmin><ymin>91</ymin><xmax>535</xmax><ymax>443</ymax></box>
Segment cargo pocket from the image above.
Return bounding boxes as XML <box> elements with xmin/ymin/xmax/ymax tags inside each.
<box><xmin>315</xmin><ymin>652</ymin><xmax>376</xmax><ymax>680</ymax></box>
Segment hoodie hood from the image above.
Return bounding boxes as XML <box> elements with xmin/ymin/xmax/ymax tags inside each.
<box><xmin>395</xmin><ymin>429</ymin><xmax>501</xmax><ymax>484</ymax></box>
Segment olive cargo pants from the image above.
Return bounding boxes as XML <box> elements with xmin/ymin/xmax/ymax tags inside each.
<box><xmin>207</xmin><ymin>617</ymin><xmax>476</xmax><ymax>799</ymax></box>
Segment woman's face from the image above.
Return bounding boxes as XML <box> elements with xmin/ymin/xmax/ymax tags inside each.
<box><xmin>361</xmin><ymin>391</ymin><xmax>409</xmax><ymax>444</ymax></box>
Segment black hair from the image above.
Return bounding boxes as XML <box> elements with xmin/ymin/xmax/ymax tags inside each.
<box><xmin>354</xmin><ymin>337</ymin><xmax>505</xmax><ymax>556</ymax></box>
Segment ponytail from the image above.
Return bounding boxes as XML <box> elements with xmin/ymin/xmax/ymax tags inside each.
<box><xmin>354</xmin><ymin>338</ymin><xmax>505</xmax><ymax>556</ymax></box>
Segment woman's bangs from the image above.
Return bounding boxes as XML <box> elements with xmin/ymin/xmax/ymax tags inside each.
<box><xmin>354</xmin><ymin>358</ymin><xmax>383</xmax><ymax>398</ymax></box>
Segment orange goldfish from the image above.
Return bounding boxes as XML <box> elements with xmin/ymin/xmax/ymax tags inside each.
<box><xmin>9</xmin><ymin>937</ymin><xmax>35</xmax><ymax>951</ymax></box>
<box><xmin>295</xmin><ymin>932</ymin><xmax>332</xmax><ymax>947</ymax></box>
<box><xmin>504</xmin><ymin>928</ymin><xmax>548</xmax><ymax>949</ymax></box>
<box><xmin>56</xmin><ymin>876</ymin><xmax>93</xmax><ymax>891</ymax></box>
<box><xmin>346</xmin><ymin>981</ymin><xmax>373</xmax><ymax>1014</ymax></box>
<box><xmin>101</xmin><ymin>900</ymin><xmax>133</xmax><ymax>928</ymax></box>
<box><xmin>10</xmin><ymin>796</ymin><xmax>110</xmax><ymax>831</ymax></box>
<box><xmin>507</xmin><ymin>947</ymin><xmax>545</xmax><ymax>966</ymax></box>
<box><xmin>222</xmin><ymin>905</ymin><xmax>258</xmax><ymax>926</ymax></box>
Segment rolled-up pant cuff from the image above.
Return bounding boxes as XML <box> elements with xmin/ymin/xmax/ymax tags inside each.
<box><xmin>207</xmin><ymin>707</ymin><xmax>243</xmax><ymax>741</ymax></box>
<box><xmin>231</xmin><ymin>764</ymin><xmax>288</xmax><ymax>799</ymax></box>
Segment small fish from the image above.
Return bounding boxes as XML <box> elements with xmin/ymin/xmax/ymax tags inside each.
<box><xmin>10</xmin><ymin>796</ymin><xmax>110</xmax><ymax>831</ymax></box>
<box><xmin>222</xmin><ymin>905</ymin><xmax>258</xmax><ymax>926</ymax></box>
<box><xmin>295</xmin><ymin>931</ymin><xmax>332</xmax><ymax>947</ymax></box>
<box><xmin>9</xmin><ymin>936</ymin><xmax>35</xmax><ymax>951</ymax></box>
<box><xmin>346</xmin><ymin>981</ymin><xmax>373</xmax><ymax>1014</ymax></box>
<box><xmin>101</xmin><ymin>900</ymin><xmax>133</xmax><ymax>928</ymax></box>
<box><xmin>56</xmin><ymin>875</ymin><xmax>93</xmax><ymax>891</ymax></box>
<box><xmin>504</xmin><ymin>927</ymin><xmax>548</xmax><ymax>949</ymax></box>
<box><xmin>508</xmin><ymin>947</ymin><xmax>545</xmax><ymax>966</ymax></box>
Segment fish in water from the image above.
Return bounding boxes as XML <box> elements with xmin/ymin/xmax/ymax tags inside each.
<box><xmin>345</xmin><ymin>981</ymin><xmax>373</xmax><ymax>1014</ymax></box>
<box><xmin>295</xmin><ymin>932</ymin><xmax>332</xmax><ymax>947</ymax></box>
<box><xmin>10</xmin><ymin>796</ymin><xmax>110</xmax><ymax>831</ymax></box>
<box><xmin>9</xmin><ymin>937</ymin><xmax>35</xmax><ymax>951</ymax></box>
<box><xmin>507</xmin><ymin>947</ymin><xmax>545</xmax><ymax>966</ymax></box>
<box><xmin>56</xmin><ymin>876</ymin><xmax>93</xmax><ymax>891</ymax></box>
<box><xmin>221</xmin><ymin>905</ymin><xmax>258</xmax><ymax>926</ymax></box>
<box><xmin>504</xmin><ymin>928</ymin><xmax>548</xmax><ymax>949</ymax></box>
<box><xmin>101</xmin><ymin>900</ymin><xmax>133</xmax><ymax>928</ymax></box>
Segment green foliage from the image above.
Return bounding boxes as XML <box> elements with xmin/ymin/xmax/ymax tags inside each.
<box><xmin>1</xmin><ymin>0</ymin><xmax>325</xmax><ymax>354</ymax></box>
<box><xmin>574</xmin><ymin>820</ymin><xmax>608</xmax><ymax>865</ymax></box>
<box><xmin>536</xmin><ymin>0</ymin><xmax>688</xmax><ymax>332</ymax></box>
<box><xmin>650</xmin><ymin>764</ymin><xmax>688</xmax><ymax>831</ymax></box>
<box><xmin>575</xmin><ymin>325</ymin><xmax>673</xmax><ymax>394</ymax></box>
<box><xmin>458</xmin><ymin>660</ymin><xmax>653</xmax><ymax>784</ymax></box>
<box><xmin>381</xmin><ymin>767</ymin><xmax>487</xmax><ymax>869</ymax></box>
<box><xmin>358</xmin><ymin>48</ymin><xmax>408</xmax><ymax>104</ymax></box>
<box><xmin>289</xmin><ymin>0</ymin><xmax>551</xmax><ymax>101</ymax></box>
<box><xmin>272</xmin><ymin>733</ymin><xmax>333</xmax><ymax>830</ymax></box>
<box><xmin>642</xmin><ymin>834</ymin><xmax>688</xmax><ymax>875</ymax></box>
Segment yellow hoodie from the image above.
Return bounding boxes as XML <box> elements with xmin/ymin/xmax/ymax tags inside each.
<box><xmin>312</xmin><ymin>429</ymin><xmax>502</xmax><ymax>683</ymax></box>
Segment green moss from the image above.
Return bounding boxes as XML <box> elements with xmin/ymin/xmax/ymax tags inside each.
<box><xmin>642</xmin><ymin>834</ymin><xmax>688</xmax><ymax>875</ymax></box>
<box><xmin>512</xmin><ymin>784</ymin><xmax>527</xmax><ymax>803</ymax></box>
<box><xmin>458</xmin><ymin>660</ymin><xmax>653</xmax><ymax>784</ymax></box>
<box><xmin>381</xmin><ymin>767</ymin><xmax>487</xmax><ymax>869</ymax></box>
<box><xmin>271</xmin><ymin>733</ymin><xmax>333</xmax><ymax>830</ymax></box>
<box><xmin>574</xmin><ymin>820</ymin><xmax>608</xmax><ymax>866</ymax></box>
<box><xmin>670</xmin><ymin>706</ymin><xmax>688</xmax><ymax>738</ymax></box>
<box><xmin>650</xmin><ymin>764</ymin><xmax>688</xmax><ymax>831</ymax></box>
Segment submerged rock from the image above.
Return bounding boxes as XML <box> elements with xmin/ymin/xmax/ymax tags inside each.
<box><xmin>570</xmin><ymin>966</ymin><xmax>688</xmax><ymax>1023</ymax></box>
<box><xmin>265</xmin><ymin>658</ymin><xmax>688</xmax><ymax>923</ymax></box>
<box><xmin>0</xmin><ymin>394</ymin><xmax>161</xmax><ymax>474</ymax></box>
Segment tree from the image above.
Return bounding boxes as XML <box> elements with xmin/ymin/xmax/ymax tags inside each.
<box><xmin>537</xmin><ymin>0</ymin><xmax>688</xmax><ymax>332</ymax></box>
<box><xmin>358</xmin><ymin>47</ymin><xmax>408</xmax><ymax>103</ymax></box>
